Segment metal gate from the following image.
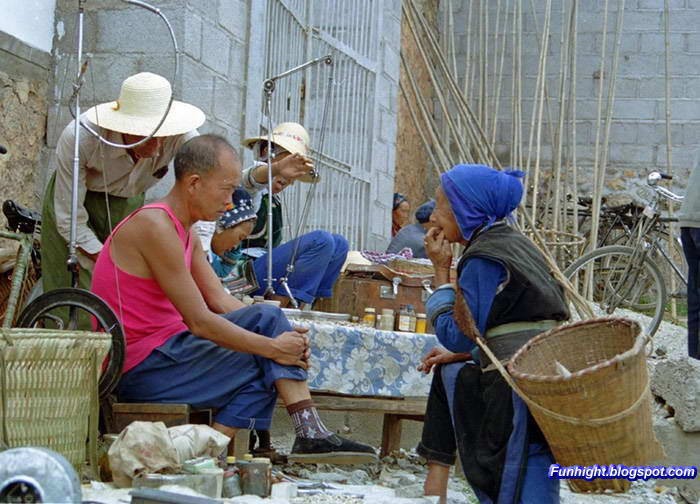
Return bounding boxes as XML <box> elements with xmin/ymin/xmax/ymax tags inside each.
<box><xmin>248</xmin><ymin>0</ymin><xmax>380</xmax><ymax>249</ymax></box>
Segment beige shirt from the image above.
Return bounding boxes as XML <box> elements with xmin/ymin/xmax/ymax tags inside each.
<box><xmin>53</xmin><ymin>116</ymin><xmax>198</xmax><ymax>255</ymax></box>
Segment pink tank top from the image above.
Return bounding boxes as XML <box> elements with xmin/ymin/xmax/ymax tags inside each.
<box><xmin>91</xmin><ymin>203</ymin><xmax>193</xmax><ymax>373</ymax></box>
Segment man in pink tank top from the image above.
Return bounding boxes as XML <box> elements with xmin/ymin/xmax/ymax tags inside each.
<box><xmin>92</xmin><ymin>134</ymin><xmax>375</xmax><ymax>462</ymax></box>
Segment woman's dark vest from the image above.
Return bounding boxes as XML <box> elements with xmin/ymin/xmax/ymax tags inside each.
<box><xmin>458</xmin><ymin>223</ymin><xmax>570</xmax><ymax>331</ymax></box>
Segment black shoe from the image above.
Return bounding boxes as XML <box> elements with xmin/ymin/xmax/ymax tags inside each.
<box><xmin>288</xmin><ymin>434</ymin><xmax>378</xmax><ymax>465</ymax></box>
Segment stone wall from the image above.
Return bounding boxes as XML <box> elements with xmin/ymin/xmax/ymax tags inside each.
<box><xmin>444</xmin><ymin>0</ymin><xmax>700</xmax><ymax>197</ymax></box>
<box><xmin>0</xmin><ymin>31</ymin><xmax>51</xmax><ymax>211</ymax></box>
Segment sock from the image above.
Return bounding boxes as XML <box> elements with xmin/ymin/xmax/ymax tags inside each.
<box><xmin>286</xmin><ymin>399</ymin><xmax>333</xmax><ymax>439</ymax></box>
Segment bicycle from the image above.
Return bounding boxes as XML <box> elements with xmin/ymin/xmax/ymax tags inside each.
<box><xmin>563</xmin><ymin>171</ymin><xmax>686</xmax><ymax>337</ymax></box>
<box><xmin>0</xmin><ymin>147</ymin><xmax>125</xmax><ymax>399</ymax></box>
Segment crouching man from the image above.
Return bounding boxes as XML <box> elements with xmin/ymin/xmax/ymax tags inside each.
<box><xmin>91</xmin><ymin>134</ymin><xmax>375</xmax><ymax>462</ymax></box>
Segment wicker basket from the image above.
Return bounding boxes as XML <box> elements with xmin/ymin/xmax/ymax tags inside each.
<box><xmin>0</xmin><ymin>328</ymin><xmax>112</xmax><ymax>470</ymax></box>
<box><xmin>506</xmin><ymin>318</ymin><xmax>664</xmax><ymax>493</ymax></box>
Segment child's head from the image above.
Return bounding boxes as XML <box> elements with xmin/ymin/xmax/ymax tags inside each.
<box><xmin>212</xmin><ymin>188</ymin><xmax>257</xmax><ymax>255</ymax></box>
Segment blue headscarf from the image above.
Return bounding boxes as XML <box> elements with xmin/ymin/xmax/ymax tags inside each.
<box><xmin>440</xmin><ymin>164</ymin><xmax>525</xmax><ymax>240</ymax></box>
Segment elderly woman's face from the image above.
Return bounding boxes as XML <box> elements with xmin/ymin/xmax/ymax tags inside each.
<box><xmin>393</xmin><ymin>200</ymin><xmax>410</xmax><ymax>228</ymax></box>
<box><xmin>430</xmin><ymin>187</ymin><xmax>462</xmax><ymax>243</ymax></box>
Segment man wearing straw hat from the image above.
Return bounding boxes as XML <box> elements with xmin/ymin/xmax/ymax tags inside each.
<box><xmin>41</xmin><ymin>72</ymin><xmax>206</xmax><ymax>293</ymax></box>
<box><xmin>210</xmin><ymin>122</ymin><xmax>348</xmax><ymax>308</ymax></box>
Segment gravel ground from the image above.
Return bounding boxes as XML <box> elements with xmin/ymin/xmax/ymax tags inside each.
<box><xmin>83</xmin><ymin>310</ymin><xmax>695</xmax><ymax>503</ymax></box>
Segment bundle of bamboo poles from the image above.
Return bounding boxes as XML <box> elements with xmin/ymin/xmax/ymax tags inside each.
<box><xmin>402</xmin><ymin>0</ymin><xmax>680</xmax><ymax>322</ymax></box>
<box><xmin>401</xmin><ymin>0</ymin><xmax>595</xmax><ymax>319</ymax></box>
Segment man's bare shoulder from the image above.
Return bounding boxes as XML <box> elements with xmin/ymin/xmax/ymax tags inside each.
<box><xmin>117</xmin><ymin>208</ymin><xmax>182</xmax><ymax>248</ymax></box>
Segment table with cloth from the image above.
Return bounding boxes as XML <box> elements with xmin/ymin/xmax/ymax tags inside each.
<box><xmin>285</xmin><ymin>318</ymin><xmax>440</xmax><ymax>455</ymax></box>
<box><xmin>288</xmin><ymin>318</ymin><xmax>440</xmax><ymax>397</ymax></box>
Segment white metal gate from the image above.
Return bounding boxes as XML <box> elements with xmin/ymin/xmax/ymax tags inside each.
<box><xmin>249</xmin><ymin>0</ymin><xmax>380</xmax><ymax>249</ymax></box>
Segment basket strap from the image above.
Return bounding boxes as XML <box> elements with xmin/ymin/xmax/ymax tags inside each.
<box><xmin>476</xmin><ymin>336</ymin><xmax>651</xmax><ymax>427</ymax></box>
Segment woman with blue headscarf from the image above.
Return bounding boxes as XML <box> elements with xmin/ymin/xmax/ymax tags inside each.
<box><xmin>416</xmin><ymin>164</ymin><xmax>569</xmax><ymax>504</ymax></box>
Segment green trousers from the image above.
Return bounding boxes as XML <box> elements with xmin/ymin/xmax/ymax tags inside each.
<box><xmin>41</xmin><ymin>172</ymin><xmax>145</xmax><ymax>292</ymax></box>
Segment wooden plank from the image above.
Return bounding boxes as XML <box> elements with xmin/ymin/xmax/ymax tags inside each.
<box><xmin>112</xmin><ymin>403</ymin><xmax>190</xmax><ymax>415</ymax></box>
<box><xmin>277</xmin><ymin>393</ymin><xmax>427</xmax><ymax>415</ymax></box>
<box><xmin>381</xmin><ymin>414</ymin><xmax>403</xmax><ymax>457</ymax></box>
<box><xmin>310</xmin><ymin>395</ymin><xmax>427</xmax><ymax>415</ymax></box>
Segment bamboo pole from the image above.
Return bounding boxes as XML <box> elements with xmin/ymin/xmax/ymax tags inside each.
<box><xmin>527</xmin><ymin>0</ymin><xmax>553</xmax><ymax>225</ymax></box>
<box><xmin>663</xmin><ymin>0</ymin><xmax>677</xmax><ymax>321</ymax></box>
<box><xmin>587</xmin><ymin>0</ymin><xmax>612</xmax><ymax>254</ymax></box>
<box><xmin>550</xmin><ymin>0</ymin><xmax>574</xmax><ymax>233</ymax></box>
<box><xmin>491</xmin><ymin>0</ymin><xmax>510</xmax><ymax>148</ymax></box>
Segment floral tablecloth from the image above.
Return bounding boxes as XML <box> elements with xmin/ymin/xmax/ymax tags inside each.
<box><xmin>288</xmin><ymin>319</ymin><xmax>440</xmax><ymax>398</ymax></box>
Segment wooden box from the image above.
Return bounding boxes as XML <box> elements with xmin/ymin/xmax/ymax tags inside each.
<box><xmin>315</xmin><ymin>264</ymin><xmax>435</xmax><ymax>320</ymax></box>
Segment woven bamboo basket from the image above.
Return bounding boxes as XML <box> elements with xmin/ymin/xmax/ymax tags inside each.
<box><xmin>506</xmin><ymin>317</ymin><xmax>664</xmax><ymax>493</ymax></box>
<box><xmin>0</xmin><ymin>328</ymin><xmax>112</xmax><ymax>470</ymax></box>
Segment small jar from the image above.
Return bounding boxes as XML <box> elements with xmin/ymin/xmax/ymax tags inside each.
<box><xmin>362</xmin><ymin>307</ymin><xmax>377</xmax><ymax>327</ymax></box>
<box><xmin>415</xmin><ymin>313</ymin><xmax>427</xmax><ymax>334</ymax></box>
<box><xmin>222</xmin><ymin>456</ymin><xmax>242</xmax><ymax>498</ymax></box>
<box><xmin>396</xmin><ymin>305</ymin><xmax>411</xmax><ymax>332</ymax></box>
<box><xmin>242</xmin><ymin>457</ymin><xmax>271</xmax><ymax>497</ymax></box>
<box><xmin>407</xmin><ymin>304</ymin><xmax>417</xmax><ymax>332</ymax></box>
<box><xmin>380</xmin><ymin>309</ymin><xmax>394</xmax><ymax>331</ymax></box>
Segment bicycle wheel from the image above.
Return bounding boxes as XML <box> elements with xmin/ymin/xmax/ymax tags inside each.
<box><xmin>16</xmin><ymin>288</ymin><xmax>125</xmax><ymax>399</ymax></box>
<box><xmin>563</xmin><ymin>245</ymin><xmax>667</xmax><ymax>337</ymax></box>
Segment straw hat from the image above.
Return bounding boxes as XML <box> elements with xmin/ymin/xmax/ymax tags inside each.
<box><xmin>242</xmin><ymin>122</ymin><xmax>319</xmax><ymax>183</ymax></box>
<box><xmin>84</xmin><ymin>72</ymin><xmax>205</xmax><ymax>137</ymax></box>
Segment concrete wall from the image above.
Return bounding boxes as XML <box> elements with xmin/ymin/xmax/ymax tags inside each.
<box><xmin>0</xmin><ymin>0</ymin><xmax>56</xmax><ymax>53</ymax></box>
<box><xmin>50</xmin><ymin>0</ymin><xmax>250</xmax><ymax>200</ymax></box>
<box><xmin>368</xmin><ymin>0</ymin><xmax>403</xmax><ymax>249</ymax></box>
<box><xmin>0</xmin><ymin>31</ymin><xmax>51</xmax><ymax>212</ymax></box>
<box><xmin>445</xmin><ymin>0</ymin><xmax>700</xmax><ymax>196</ymax></box>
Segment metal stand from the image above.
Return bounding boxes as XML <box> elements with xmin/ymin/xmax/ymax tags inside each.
<box><xmin>260</xmin><ymin>55</ymin><xmax>333</xmax><ymax>307</ymax></box>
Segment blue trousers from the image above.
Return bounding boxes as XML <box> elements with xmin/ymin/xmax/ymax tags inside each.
<box><xmin>252</xmin><ymin>230</ymin><xmax>348</xmax><ymax>303</ymax></box>
<box><xmin>681</xmin><ymin>227</ymin><xmax>700</xmax><ymax>359</ymax></box>
<box><xmin>115</xmin><ymin>304</ymin><xmax>307</xmax><ymax>430</ymax></box>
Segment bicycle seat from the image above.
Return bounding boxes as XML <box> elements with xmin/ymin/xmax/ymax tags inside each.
<box><xmin>3</xmin><ymin>200</ymin><xmax>40</xmax><ymax>234</ymax></box>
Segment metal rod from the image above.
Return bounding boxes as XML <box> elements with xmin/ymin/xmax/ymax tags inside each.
<box><xmin>264</xmin><ymin>92</ymin><xmax>275</xmax><ymax>296</ymax></box>
<box><xmin>68</xmin><ymin>1</ymin><xmax>85</xmax><ymax>287</ymax></box>
<box><xmin>261</xmin><ymin>53</ymin><xmax>333</xmax><ymax>300</ymax></box>
<box><xmin>264</xmin><ymin>54</ymin><xmax>332</xmax><ymax>89</ymax></box>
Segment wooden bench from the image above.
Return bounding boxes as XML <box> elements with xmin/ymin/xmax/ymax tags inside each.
<box><xmin>109</xmin><ymin>392</ymin><xmax>427</xmax><ymax>458</ymax></box>
<box><xmin>279</xmin><ymin>392</ymin><xmax>427</xmax><ymax>457</ymax></box>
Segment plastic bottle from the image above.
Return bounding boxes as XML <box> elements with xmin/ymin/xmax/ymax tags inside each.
<box><xmin>396</xmin><ymin>305</ymin><xmax>411</xmax><ymax>332</ymax></box>
<box><xmin>375</xmin><ymin>314</ymin><xmax>382</xmax><ymax>329</ymax></box>
<box><xmin>415</xmin><ymin>313</ymin><xmax>427</xmax><ymax>334</ymax></box>
<box><xmin>222</xmin><ymin>456</ymin><xmax>242</xmax><ymax>497</ymax></box>
<box><xmin>362</xmin><ymin>307</ymin><xmax>376</xmax><ymax>327</ymax></box>
<box><xmin>241</xmin><ymin>457</ymin><xmax>271</xmax><ymax>497</ymax></box>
